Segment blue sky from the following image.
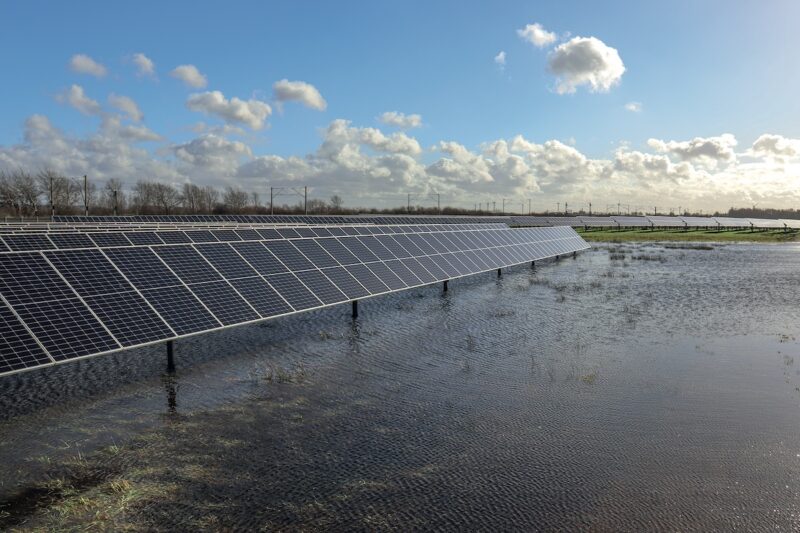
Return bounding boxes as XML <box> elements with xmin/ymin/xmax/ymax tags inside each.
<box><xmin>1</xmin><ymin>1</ymin><xmax>799</xmax><ymax>212</ymax></box>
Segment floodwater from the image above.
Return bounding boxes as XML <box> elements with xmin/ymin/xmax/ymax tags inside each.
<box><xmin>2</xmin><ymin>242</ymin><xmax>800</xmax><ymax>530</ymax></box>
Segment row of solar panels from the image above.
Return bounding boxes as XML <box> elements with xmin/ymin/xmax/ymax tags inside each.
<box><xmin>510</xmin><ymin>216</ymin><xmax>800</xmax><ymax>229</ymax></box>
<box><xmin>54</xmin><ymin>214</ymin><xmax>513</xmax><ymax>225</ymax></box>
<box><xmin>0</xmin><ymin>224</ymin><xmax>507</xmax><ymax>253</ymax></box>
<box><xmin>0</xmin><ymin>226</ymin><xmax>588</xmax><ymax>376</ymax></box>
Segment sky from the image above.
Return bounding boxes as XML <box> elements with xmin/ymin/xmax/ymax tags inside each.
<box><xmin>1</xmin><ymin>0</ymin><xmax>800</xmax><ymax>213</ymax></box>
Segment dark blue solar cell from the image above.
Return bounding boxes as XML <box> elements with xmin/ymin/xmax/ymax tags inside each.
<box><xmin>413</xmin><ymin>256</ymin><xmax>449</xmax><ymax>281</ymax></box>
<box><xmin>45</xmin><ymin>249</ymin><xmax>134</xmax><ymax>297</ymax></box>
<box><xmin>85</xmin><ymin>291</ymin><xmax>173</xmax><ymax>346</ymax></box>
<box><xmin>211</xmin><ymin>230</ymin><xmax>241</xmax><ymax>242</ymax></box>
<box><xmin>294</xmin><ymin>270</ymin><xmax>348</xmax><ymax>305</ymax></box>
<box><xmin>0</xmin><ymin>253</ymin><xmax>77</xmax><ymax>305</ymax></box>
<box><xmin>321</xmin><ymin>267</ymin><xmax>370</xmax><ymax>299</ymax></box>
<box><xmin>188</xmin><ymin>281</ymin><xmax>259</xmax><ymax>325</ymax></box>
<box><xmin>291</xmin><ymin>239</ymin><xmax>339</xmax><ymax>268</ymax></box>
<box><xmin>338</xmin><ymin>237</ymin><xmax>380</xmax><ymax>263</ymax></box>
<box><xmin>185</xmin><ymin>230</ymin><xmax>218</xmax><ymax>243</ymax></box>
<box><xmin>124</xmin><ymin>232</ymin><xmax>164</xmax><ymax>245</ymax></box>
<box><xmin>384</xmin><ymin>260</ymin><xmax>422</xmax><ymax>286</ymax></box>
<box><xmin>295</xmin><ymin>227</ymin><xmax>317</xmax><ymax>238</ymax></box>
<box><xmin>264</xmin><ymin>273</ymin><xmax>322</xmax><ymax>310</ymax></box>
<box><xmin>390</xmin><ymin>234</ymin><xmax>426</xmax><ymax>257</ymax></box>
<box><xmin>3</xmin><ymin>234</ymin><xmax>55</xmax><ymax>251</ymax></box>
<box><xmin>229</xmin><ymin>277</ymin><xmax>294</xmax><ymax>317</ymax></box>
<box><xmin>88</xmin><ymin>233</ymin><xmax>132</xmax><ymax>247</ymax></box>
<box><xmin>375</xmin><ymin>236</ymin><xmax>412</xmax><ymax>258</ymax></box>
<box><xmin>154</xmin><ymin>246</ymin><xmax>222</xmax><ymax>284</ymax></box>
<box><xmin>276</xmin><ymin>228</ymin><xmax>301</xmax><ymax>239</ymax></box>
<box><xmin>315</xmin><ymin>238</ymin><xmax>360</xmax><ymax>265</ymax></box>
<box><xmin>104</xmin><ymin>247</ymin><xmax>182</xmax><ymax>290</ymax></box>
<box><xmin>356</xmin><ymin>236</ymin><xmax>396</xmax><ymax>261</ymax></box>
<box><xmin>256</xmin><ymin>228</ymin><xmax>282</xmax><ymax>240</ymax></box>
<box><xmin>0</xmin><ymin>301</ymin><xmax>52</xmax><ymax>374</ymax></box>
<box><xmin>234</xmin><ymin>229</ymin><xmax>261</xmax><ymax>241</ymax></box>
<box><xmin>364</xmin><ymin>262</ymin><xmax>407</xmax><ymax>291</ymax></box>
<box><xmin>400</xmin><ymin>258</ymin><xmax>436</xmax><ymax>283</ymax></box>
<box><xmin>344</xmin><ymin>264</ymin><xmax>390</xmax><ymax>294</ymax></box>
<box><xmin>14</xmin><ymin>298</ymin><xmax>119</xmax><ymax>361</ymax></box>
<box><xmin>142</xmin><ymin>285</ymin><xmax>221</xmax><ymax>335</ymax></box>
<box><xmin>262</xmin><ymin>241</ymin><xmax>314</xmax><ymax>271</ymax></box>
<box><xmin>231</xmin><ymin>242</ymin><xmax>288</xmax><ymax>275</ymax></box>
<box><xmin>194</xmin><ymin>243</ymin><xmax>257</xmax><ymax>278</ymax></box>
<box><xmin>157</xmin><ymin>231</ymin><xmax>192</xmax><ymax>244</ymax></box>
<box><xmin>49</xmin><ymin>233</ymin><xmax>95</xmax><ymax>249</ymax></box>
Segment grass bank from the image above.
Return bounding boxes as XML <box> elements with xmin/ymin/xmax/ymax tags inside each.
<box><xmin>576</xmin><ymin>228</ymin><xmax>799</xmax><ymax>243</ymax></box>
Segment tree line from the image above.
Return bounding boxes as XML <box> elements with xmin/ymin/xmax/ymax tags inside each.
<box><xmin>0</xmin><ymin>168</ymin><xmax>348</xmax><ymax>216</ymax></box>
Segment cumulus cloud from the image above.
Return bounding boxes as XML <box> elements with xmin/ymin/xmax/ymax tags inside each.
<box><xmin>648</xmin><ymin>134</ymin><xmax>738</xmax><ymax>165</ymax></box>
<box><xmin>750</xmin><ymin>134</ymin><xmax>800</xmax><ymax>159</ymax></box>
<box><xmin>173</xmin><ymin>134</ymin><xmax>252</xmax><ymax>176</ymax></box>
<box><xmin>170</xmin><ymin>65</ymin><xmax>207</xmax><ymax>88</ymax></box>
<box><xmin>625</xmin><ymin>101</ymin><xmax>642</xmax><ymax>113</ymax></box>
<box><xmin>108</xmin><ymin>94</ymin><xmax>143</xmax><ymax>122</ymax></box>
<box><xmin>132</xmin><ymin>53</ymin><xmax>155</xmax><ymax>77</ymax></box>
<box><xmin>379</xmin><ymin>111</ymin><xmax>422</xmax><ymax>130</ymax></box>
<box><xmin>4</xmin><ymin>111</ymin><xmax>800</xmax><ymax>213</ymax></box>
<box><xmin>517</xmin><ymin>23</ymin><xmax>557</xmax><ymax>48</ymax></box>
<box><xmin>548</xmin><ymin>36</ymin><xmax>625</xmax><ymax>94</ymax></box>
<box><xmin>69</xmin><ymin>54</ymin><xmax>107</xmax><ymax>78</ymax></box>
<box><xmin>56</xmin><ymin>85</ymin><xmax>102</xmax><ymax>116</ymax></box>
<box><xmin>272</xmin><ymin>79</ymin><xmax>327</xmax><ymax>110</ymax></box>
<box><xmin>186</xmin><ymin>91</ymin><xmax>271</xmax><ymax>130</ymax></box>
<box><xmin>494</xmin><ymin>51</ymin><xmax>506</xmax><ymax>67</ymax></box>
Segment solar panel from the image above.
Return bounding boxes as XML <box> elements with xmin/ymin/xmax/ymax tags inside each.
<box><xmin>188</xmin><ymin>281</ymin><xmax>260</xmax><ymax>325</ymax></box>
<box><xmin>228</xmin><ymin>277</ymin><xmax>293</xmax><ymax>317</ymax></box>
<box><xmin>142</xmin><ymin>285</ymin><xmax>221</xmax><ymax>335</ymax></box>
<box><xmin>0</xmin><ymin>301</ymin><xmax>52</xmax><ymax>373</ymax></box>
<box><xmin>84</xmin><ymin>291</ymin><xmax>173</xmax><ymax>346</ymax></box>
<box><xmin>265</xmin><ymin>273</ymin><xmax>322</xmax><ymax>310</ymax></box>
<box><xmin>0</xmin><ymin>224</ymin><xmax>590</xmax><ymax>377</ymax></box>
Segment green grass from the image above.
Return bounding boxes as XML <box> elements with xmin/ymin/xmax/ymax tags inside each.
<box><xmin>577</xmin><ymin>228</ymin><xmax>799</xmax><ymax>243</ymax></box>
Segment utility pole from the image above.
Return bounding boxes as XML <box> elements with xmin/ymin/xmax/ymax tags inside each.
<box><xmin>437</xmin><ymin>193</ymin><xmax>440</xmax><ymax>214</ymax></box>
<box><xmin>492</xmin><ymin>201</ymin><xmax>496</xmax><ymax>212</ymax></box>
<box><xmin>557</xmin><ymin>202</ymin><xmax>560</xmax><ymax>213</ymax></box>
<box><xmin>528</xmin><ymin>198</ymin><xmax>531</xmax><ymax>215</ymax></box>
<box><xmin>83</xmin><ymin>175</ymin><xmax>88</xmax><ymax>216</ymax></box>
<box><xmin>565</xmin><ymin>201</ymin><xmax>568</xmax><ymax>215</ymax></box>
<box><xmin>407</xmin><ymin>193</ymin><xmax>411</xmax><ymax>213</ymax></box>
<box><xmin>270</xmin><ymin>187</ymin><xmax>274</xmax><ymax>215</ymax></box>
<box><xmin>113</xmin><ymin>189</ymin><xmax>118</xmax><ymax>216</ymax></box>
<box><xmin>304</xmin><ymin>186</ymin><xmax>308</xmax><ymax>215</ymax></box>
<box><xmin>49</xmin><ymin>176</ymin><xmax>54</xmax><ymax>217</ymax></box>
<box><xmin>589</xmin><ymin>202</ymin><xmax>592</xmax><ymax>215</ymax></box>
<box><xmin>502</xmin><ymin>198</ymin><xmax>506</xmax><ymax>214</ymax></box>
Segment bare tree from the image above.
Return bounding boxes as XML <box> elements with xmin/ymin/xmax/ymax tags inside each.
<box><xmin>307</xmin><ymin>198</ymin><xmax>328</xmax><ymax>214</ymax></box>
<box><xmin>151</xmin><ymin>183</ymin><xmax>182</xmax><ymax>214</ymax></box>
<box><xmin>102</xmin><ymin>178</ymin><xmax>126</xmax><ymax>214</ymax></box>
<box><xmin>223</xmin><ymin>186</ymin><xmax>249</xmax><ymax>213</ymax></box>
<box><xmin>181</xmin><ymin>183</ymin><xmax>202</xmax><ymax>213</ymax></box>
<box><xmin>199</xmin><ymin>185</ymin><xmax>220</xmax><ymax>212</ymax></box>
<box><xmin>4</xmin><ymin>168</ymin><xmax>41</xmax><ymax>215</ymax></box>
<box><xmin>330</xmin><ymin>194</ymin><xmax>343</xmax><ymax>212</ymax></box>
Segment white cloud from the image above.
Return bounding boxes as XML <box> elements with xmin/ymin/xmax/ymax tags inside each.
<box><xmin>170</xmin><ymin>65</ymin><xmax>207</xmax><ymax>88</ymax></box>
<box><xmin>494</xmin><ymin>51</ymin><xmax>506</xmax><ymax>67</ymax></box>
<box><xmin>173</xmin><ymin>134</ymin><xmax>251</xmax><ymax>176</ymax></box>
<box><xmin>4</xmin><ymin>112</ymin><xmax>800</xmax><ymax>213</ymax></box>
<box><xmin>548</xmin><ymin>36</ymin><xmax>625</xmax><ymax>94</ymax></box>
<box><xmin>517</xmin><ymin>23</ymin><xmax>557</xmax><ymax>48</ymax></box>
<box><xmin>56</xmin><ymin>85</ymin><xmax>102</xmax><ymax>116</ymax></box>
<box><xmin>132</xmin><ymin>53</ymin><xmax>155</xmax><ymax>77</ymax></box>
<box><xmin>379</xmin><ymin>111</ymin><xmax>423</xmax><ymax>130</ymax></box>
<box><xmin>625</xmin><ymin>101</ymin><xmax>642</xmax><ymax>113</ymax></box>
<box><xmin>750</xmin><ymin>134</ymin><xmax>800</xmax><ymax>159</ymax></box>
<box><xmin>108</xmin><ymin>94</ymin><xmax>143</xmax><ymax>122</ymax></box>
<box><xmin>186</xmin><ymin>90</ymin><xmax>272</xmax><ymax>130</ymax></box>
<box><xmin>648</xmin><ymin>134</ymin><xmax>738</xmax><ymax>165</ymax></box>
<box><xmin>69</xmin><ymin>54</ymin><xmax>107</xmax><ymax>78</ymax></box>
<box><xmin>272</xmin><ymin>79</ymin><xmax>327</xmax><ymax>110</ymax></box>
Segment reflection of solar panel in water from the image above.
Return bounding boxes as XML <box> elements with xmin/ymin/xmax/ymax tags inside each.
<box><xmin>0</xmin><ymin>225</ymin><xmax>589</xmax><ymax>377</ymax></box>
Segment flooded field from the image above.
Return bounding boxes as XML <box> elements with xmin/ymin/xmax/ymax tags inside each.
<box><xmin>2</xmin><ymin>242</ymin><xmax>800</xmax><ymax>530</ymax></box>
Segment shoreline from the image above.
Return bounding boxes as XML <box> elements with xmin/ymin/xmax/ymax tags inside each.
<box><xmin>575</xmin><ymin>228</ymin><xmax>799</xmax><ymax>243</ymax></box>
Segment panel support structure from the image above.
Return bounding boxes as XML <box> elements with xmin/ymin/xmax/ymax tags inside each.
<box><xmin>166</xmin><ymin>340</ymin><xmax>175</xmax><ymax>373</ymax></box>
<box><xmin>443</xmin><ymin>280</ymin><xmax>448</xmax><ymax>292</ymax></box>
<box><xmin>497</xmin><ymin>268</ymin><xmax>502</xmax><ymax>278</ymax></box>
<box><xmin>352</xmin><ymin>300</ymin><xmax>358</xmax><ymax>319</ymax></box>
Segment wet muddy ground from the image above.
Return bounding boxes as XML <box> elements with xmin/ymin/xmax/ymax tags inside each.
<box><xmin>2</xmin><ymin>242</ymin><xmax>800</xmax><ymax>531</ymax></box>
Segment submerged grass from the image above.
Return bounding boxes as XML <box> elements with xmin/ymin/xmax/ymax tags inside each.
<box><xmin>578</xmin><ymin>228</ymin><xmax>798</xmax><ymax>243</ymax></box>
